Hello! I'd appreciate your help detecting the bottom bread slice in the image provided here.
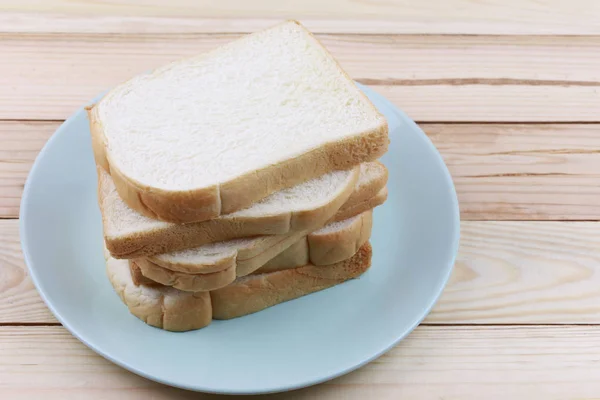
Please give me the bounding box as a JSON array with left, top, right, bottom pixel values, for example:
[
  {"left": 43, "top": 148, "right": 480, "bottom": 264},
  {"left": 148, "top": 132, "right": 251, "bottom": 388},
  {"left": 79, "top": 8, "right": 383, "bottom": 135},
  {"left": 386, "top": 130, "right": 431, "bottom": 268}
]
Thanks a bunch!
[
  {"left": 106, "top": 243, "right": 372, "bottom": 331},
  {"left": 135, "top": 211, "right": 373, "bottom": 292},
  {"left": 210, "top": 242, "right": 372, "bottom": 320}
]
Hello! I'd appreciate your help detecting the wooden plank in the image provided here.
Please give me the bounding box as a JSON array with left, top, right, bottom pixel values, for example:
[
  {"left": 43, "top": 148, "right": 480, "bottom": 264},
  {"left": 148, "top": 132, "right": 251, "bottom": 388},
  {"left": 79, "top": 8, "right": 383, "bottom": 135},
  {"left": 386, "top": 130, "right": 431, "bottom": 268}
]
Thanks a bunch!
[
  {"left": 378, "top": 85, "right": 600, "bottom": 122},
  {"left": 2, "top": 122, "right": 599, "bottom": 219},
  {"left": 426, "top": 123, "right": 600, "bottom": 220},
  {"left": 1, "top": 0, "right": 600, "bottom": 35},
  {"left": 8, "top": 34, "right": 600, "bottom": 85},
  {"left": 0, "top": 220, "right": 54, "bottom": 323},
  {"left": 428, "top": 221, "right": 600, "bottom": 323},
  {"left": 0, "top": 122, "right": 57, "bottom": 218},
  {"left": 4, "top": 220, "right": 600, "bottom": 324},
  {"left": 2, "top": 33, "right": 600, "bottom": 121},
  {"left": 1, "top": 325, "right": 600, "bottom": 399}
]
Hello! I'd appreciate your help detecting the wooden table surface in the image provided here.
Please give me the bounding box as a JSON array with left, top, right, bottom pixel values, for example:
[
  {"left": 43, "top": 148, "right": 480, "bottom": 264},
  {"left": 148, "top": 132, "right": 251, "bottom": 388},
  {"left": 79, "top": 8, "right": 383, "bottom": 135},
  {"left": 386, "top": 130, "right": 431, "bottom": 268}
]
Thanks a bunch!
[{"left": 2, "top": 1, "right": 600, "bottom": 398}]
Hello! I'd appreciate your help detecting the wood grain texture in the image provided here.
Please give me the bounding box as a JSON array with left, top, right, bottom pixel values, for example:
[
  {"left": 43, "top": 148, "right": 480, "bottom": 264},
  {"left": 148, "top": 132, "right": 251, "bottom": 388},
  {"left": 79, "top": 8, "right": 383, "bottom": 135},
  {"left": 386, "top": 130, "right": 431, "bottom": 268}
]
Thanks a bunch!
[
  {"left": 378, "top": 85, "right": 600, "bottom": 122},
  {"left": 0, "top": 122, "right": 57, "bottom": 218},
  {"left": 4, "top": 220, "right": 600, "bottom": 324},
  {"left": 2, "top": 122, "right": 598, "bottom": 219},
  {"left": 427, "top": 123, "right": 600, "bottom": 220},
  {"left": 0, "top": 220, "right": 54, "bottom": 323},
  {"left": 1, "top": 0, "right": 600, "bottom": 34},
  {"left": 429, "top": 221, "right": 600, "bottom": 323},
  {"left": 2, "top": 33, "right": 600, "bottom": 121},
  {"left": 1, "top": 2, "right": 596, "bottom": 397},
  {"left": 2, "top": 325, "right": 600, "bottom": 399}
]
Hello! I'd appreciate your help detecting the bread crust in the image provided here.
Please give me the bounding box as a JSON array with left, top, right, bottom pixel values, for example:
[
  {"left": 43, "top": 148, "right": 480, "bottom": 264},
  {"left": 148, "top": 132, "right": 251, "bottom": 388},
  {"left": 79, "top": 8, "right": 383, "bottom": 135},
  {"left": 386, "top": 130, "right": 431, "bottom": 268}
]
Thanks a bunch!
[
  {"left": 211, "top": 243, "right": 372, "bottom": 320},
  {"left": 332, "top": 187, "right": 387, "bottom": 223},
  {"left": 134, "top": 259, "right": 237, "bottom": 292},
  {"left": 100, "top": 160, "right": 388, "bottom": 260},
  {"left": 309, "top": 210, "right": 373, "bottom": 266},
  {"left": 259, "top": 238, "right": 310, "bottom": 273},
  {"left": 144, "top": 182, "right": 382, "bottom": 274},
  {"left": 105, "top": 255, "right": 212, "bottom": 332},
  {"left": 342, "top": 161, "right": 388, "bottom": 210},
  {"left": 108, "top": 243, "right": 372, "bottom": 331},
  {"left": 136, "top": 211, "right": 374, "bottom": 292},
  {"left": 99, "top": 166, "right": 362, "bottom": 259}
]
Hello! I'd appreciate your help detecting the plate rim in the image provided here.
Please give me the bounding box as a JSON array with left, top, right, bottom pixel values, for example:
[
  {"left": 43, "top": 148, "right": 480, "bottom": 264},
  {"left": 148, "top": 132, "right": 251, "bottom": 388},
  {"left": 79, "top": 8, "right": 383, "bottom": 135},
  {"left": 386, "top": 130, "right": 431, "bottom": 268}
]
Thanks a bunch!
[{"left": 19, "top": 85, "right": 460, "bottom": 394}]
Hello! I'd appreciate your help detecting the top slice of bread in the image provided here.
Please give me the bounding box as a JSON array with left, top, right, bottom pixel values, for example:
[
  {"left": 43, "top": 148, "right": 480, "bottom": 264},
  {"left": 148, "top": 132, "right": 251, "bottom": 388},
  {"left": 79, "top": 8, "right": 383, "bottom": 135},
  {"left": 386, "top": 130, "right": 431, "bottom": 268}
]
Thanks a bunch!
[
  {"left": 88, "top": 20, "right": 389, "bottom": 223},
  {"left": 99, "top": 161, "right": 387, "bottom": 259}
]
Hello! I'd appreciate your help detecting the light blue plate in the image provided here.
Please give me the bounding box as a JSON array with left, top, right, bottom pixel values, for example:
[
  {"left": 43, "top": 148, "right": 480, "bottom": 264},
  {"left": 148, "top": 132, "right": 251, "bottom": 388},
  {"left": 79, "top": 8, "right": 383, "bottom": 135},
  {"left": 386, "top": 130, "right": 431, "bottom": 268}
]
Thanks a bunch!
[{"left": 20, "top": 84, "right": 459, "bottom": 394}]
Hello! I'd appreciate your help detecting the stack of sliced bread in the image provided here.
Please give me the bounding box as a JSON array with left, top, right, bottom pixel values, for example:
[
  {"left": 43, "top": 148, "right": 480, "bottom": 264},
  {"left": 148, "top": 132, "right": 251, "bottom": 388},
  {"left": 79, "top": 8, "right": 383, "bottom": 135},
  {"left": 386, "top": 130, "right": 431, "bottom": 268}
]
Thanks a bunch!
[{"left": 88, "top": 20, "right": 389, "bottom": 331}]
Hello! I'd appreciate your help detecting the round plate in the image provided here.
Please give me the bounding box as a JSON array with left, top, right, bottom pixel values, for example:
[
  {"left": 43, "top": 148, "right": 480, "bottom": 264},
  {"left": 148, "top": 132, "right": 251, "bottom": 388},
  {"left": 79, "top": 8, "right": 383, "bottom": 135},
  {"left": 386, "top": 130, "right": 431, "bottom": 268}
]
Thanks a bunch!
[{"left": 20, "top": 84, "right": 459, "bottom": 394}]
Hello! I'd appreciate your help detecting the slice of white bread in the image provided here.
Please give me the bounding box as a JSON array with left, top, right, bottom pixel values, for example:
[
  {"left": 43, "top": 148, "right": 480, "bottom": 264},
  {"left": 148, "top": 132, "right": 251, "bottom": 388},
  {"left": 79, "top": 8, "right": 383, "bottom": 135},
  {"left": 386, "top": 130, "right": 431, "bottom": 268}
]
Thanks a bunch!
[
  {"left": 105, "top": 249, "right": 212, "bottom": 331},
  {"left": 134, "top": 211, "right": 373, "bottom": 292},
  {"left": 110, "top": 243, "right": 372, "bottom": 331},
  {"left": 335, "top": 186, "right": 387, "bottom": 222},
  {"left": 210, "top": 243, "right": 372, "bottom": 320},
  {"left": 99, "top": 166, "right": 359, "bottom": 258},
  {"left": 259, "top": 238, "right": 309, "bottom": 273},
  {"left": 343, "top": 162, "right": 389, "bottom": 210},
  {"left": 88, "top": 20, "right": 388, "bottom": 224},
  {"left": 100, "top": 161, "right": 387, "bottom": 259},
  {"left": 128, "top": 236, "right": 310, "bottom": 289},
  {"left": 145, "top": 188, "right": 384, "bottom": 276}
]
